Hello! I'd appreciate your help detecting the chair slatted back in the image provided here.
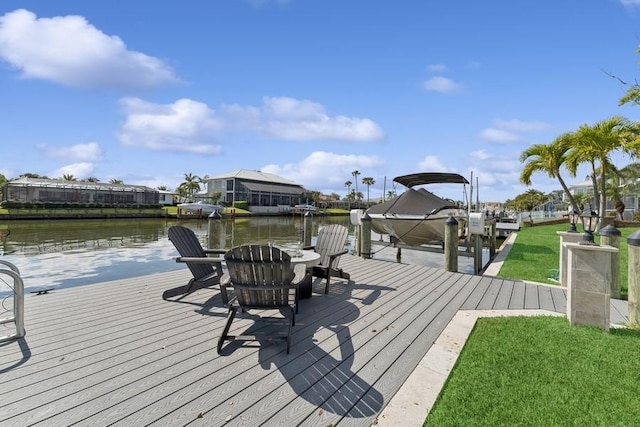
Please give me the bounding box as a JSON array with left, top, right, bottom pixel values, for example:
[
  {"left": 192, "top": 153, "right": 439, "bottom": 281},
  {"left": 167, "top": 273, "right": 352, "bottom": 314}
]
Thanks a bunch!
[
  {"left": 225, "top": 245, "right": 295, "bottom": 308},
  {"left": 315, "top": 224, "right": 349, "bottom": 267},
  {"left": 168, "top": 226, "right": 215, "bottom": 280}
]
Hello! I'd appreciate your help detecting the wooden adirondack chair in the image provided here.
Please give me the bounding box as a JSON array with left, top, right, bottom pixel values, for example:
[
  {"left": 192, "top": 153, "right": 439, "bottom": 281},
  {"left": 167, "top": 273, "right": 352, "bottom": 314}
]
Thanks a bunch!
[
  {"left": 218, "top": 244, "right": 306, "bottom": 354},
  {"left": 306, "top": 224, "right": 350, "bottom": 294},
  {"left": 164, "top": 225, "right": 229, "bottom": 303}
]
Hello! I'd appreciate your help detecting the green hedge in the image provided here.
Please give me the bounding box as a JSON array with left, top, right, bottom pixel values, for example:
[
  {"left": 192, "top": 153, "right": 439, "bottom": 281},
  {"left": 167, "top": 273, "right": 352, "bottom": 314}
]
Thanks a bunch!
[{"left": 232, "top": 200, "right": 248, "bottom": 210}]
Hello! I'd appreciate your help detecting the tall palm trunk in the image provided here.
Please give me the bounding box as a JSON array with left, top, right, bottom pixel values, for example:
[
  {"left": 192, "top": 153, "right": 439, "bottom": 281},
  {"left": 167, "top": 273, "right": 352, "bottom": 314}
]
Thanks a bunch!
[
  {"left": 598, "top": 167, "right": 607, "bottom": 231},
  {"left": 558, "top": 175, "right": 580, "bottom": 214},
  {"left": 589, "top": 160, "right": 599, "bottom": 212}
]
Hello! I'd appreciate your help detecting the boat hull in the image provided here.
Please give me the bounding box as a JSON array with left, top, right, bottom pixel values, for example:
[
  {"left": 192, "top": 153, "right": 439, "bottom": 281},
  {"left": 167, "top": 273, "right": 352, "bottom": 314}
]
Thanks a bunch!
[{"left": 368, "top": 210, "right": 467, "bottom": 246}]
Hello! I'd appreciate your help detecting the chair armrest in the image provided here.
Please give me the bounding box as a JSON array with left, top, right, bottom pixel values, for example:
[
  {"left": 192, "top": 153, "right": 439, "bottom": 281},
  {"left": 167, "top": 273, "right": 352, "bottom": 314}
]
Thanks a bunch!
[
  {"left": 204, "top": 248, "right": 227, "bottom": 255},
  {"left": 220, "top": 273, "right": 231, "bottom": 286},
  {"left": 292, "top": 263, "right": 307, "bottom": 284},
  {"left": 303, "top": 245, "right": 315, "bottom": 251},
  {"left": 175, "top": 256, "right": 224, "bottom": 264},
  {"left": 328, "top": 249, "right": 349, "bottom": 258}
]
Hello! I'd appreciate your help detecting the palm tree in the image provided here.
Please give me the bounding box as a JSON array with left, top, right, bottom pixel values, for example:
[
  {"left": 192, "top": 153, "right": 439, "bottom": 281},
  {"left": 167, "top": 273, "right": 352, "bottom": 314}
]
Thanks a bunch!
[
  {"left": 86, "top": 176, "right": 99, "bottom": 182},
  {"left": 180, "top": 173, "right": 201, "bottom": 201},
  {"left": 387, "top": 190, "right": 397, "bottom": 199},
  {"left": 565, "top": 116, "right": 639, "bottom": 228},
  {"left": 62, "top": 174, "right": 76, "bottom": 181},
  {"left": 619, "top": 162, "right": 640, "bottom": 196},
  {"left": 110, "top": 178, "right": 123, "bottom": 184},
  {"left": 309, "top": 191, "right": 321, "bottom": 205},
  {"left": 519, "top": 133, "right": 580, "bottom": 214},
  {"left": 362, "top": 177, "right": 375, "bottom": 204},
  {"left": 344, "top": 180, "right": 352, "bottom": 198},
  {"left": 157, "top": 185, "right": 169, "bottom": 191},
  {"left": 351, "top": 170, "right": 361, "bottom": 198},
  {"left": 0, "top": 173, "right": 6, "bottom": 200}
]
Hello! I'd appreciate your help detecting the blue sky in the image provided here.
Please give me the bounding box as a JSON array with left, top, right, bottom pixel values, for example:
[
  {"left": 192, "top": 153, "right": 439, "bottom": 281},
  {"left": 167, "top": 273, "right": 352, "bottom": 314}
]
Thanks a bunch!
[{"left": 2, "top": 0, "right": 640, "bottom": 203}]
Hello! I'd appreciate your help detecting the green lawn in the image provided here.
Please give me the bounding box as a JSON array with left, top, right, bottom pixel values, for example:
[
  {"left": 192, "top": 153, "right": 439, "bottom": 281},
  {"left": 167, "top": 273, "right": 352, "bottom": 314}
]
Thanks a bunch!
[
  {"left": 424, "top": 316, "right": 640, "bottom": 426},
  {"left": 496, "top": 223, "right": 635, "bottom": 298}
]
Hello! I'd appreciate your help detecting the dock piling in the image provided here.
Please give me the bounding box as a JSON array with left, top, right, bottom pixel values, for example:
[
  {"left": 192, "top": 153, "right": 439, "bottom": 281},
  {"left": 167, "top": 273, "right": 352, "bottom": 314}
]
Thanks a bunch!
[{"left": 444, "top": 216, "right": 458, "bottom": 272}]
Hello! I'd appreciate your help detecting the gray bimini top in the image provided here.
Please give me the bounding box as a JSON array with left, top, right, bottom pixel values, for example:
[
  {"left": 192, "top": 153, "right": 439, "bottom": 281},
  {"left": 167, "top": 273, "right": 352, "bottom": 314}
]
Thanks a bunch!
[
  {"left": 367, "top": 172, "right": 467, "bottom": 216},
  {"left": 393, "top": 172, "right": 469, "bottom": 188}
]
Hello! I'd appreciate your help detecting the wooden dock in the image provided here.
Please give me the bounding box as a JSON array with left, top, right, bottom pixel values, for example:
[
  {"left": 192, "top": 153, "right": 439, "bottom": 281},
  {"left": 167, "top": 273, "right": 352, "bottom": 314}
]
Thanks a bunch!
[{"left": 0, "top": 255, "right": 628, "bottom": 426}]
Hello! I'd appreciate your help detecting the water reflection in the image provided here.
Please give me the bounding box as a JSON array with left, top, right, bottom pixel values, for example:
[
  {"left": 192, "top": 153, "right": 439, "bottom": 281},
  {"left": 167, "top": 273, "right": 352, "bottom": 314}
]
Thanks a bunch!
[
  {"left": 0, "top": 216, "right": 478, "bottom": 295},
  {"left": 0, "top": 217, "right": 353, "bottom": 294}
]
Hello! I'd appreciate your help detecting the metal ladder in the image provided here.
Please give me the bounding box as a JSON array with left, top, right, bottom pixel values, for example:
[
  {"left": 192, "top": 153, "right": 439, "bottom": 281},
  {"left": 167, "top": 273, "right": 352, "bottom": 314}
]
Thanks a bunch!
[{"left": 0, "top": 260, "right": 25, "bottom": 342}]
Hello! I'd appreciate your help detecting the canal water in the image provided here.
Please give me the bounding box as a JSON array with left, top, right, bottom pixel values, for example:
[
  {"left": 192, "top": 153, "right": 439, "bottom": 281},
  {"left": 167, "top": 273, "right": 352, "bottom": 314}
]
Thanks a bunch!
[{"left": 0, "top": 216, "right": 481, "bottom": 295}]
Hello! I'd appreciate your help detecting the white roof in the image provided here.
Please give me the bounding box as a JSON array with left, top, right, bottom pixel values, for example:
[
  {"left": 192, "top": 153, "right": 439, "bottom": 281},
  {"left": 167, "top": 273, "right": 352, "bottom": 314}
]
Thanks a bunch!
[
  {"left": 204, "top": 169, "right": 301, "bottom": 186},
  {"left": 7, "top": 177, "right": 155, "bottom": 192},
  {"left": 569, "top": 180, "right": 592, "bottom": 189}
]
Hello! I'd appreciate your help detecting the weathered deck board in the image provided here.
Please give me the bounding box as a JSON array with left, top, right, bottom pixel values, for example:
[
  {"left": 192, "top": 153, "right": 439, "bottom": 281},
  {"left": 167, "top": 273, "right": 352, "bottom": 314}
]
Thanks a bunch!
[
  {"left": 0, "top": 254, "right": 628, "bottom": 426},
  {"left": 508, "top": 280, "right": 527, "bottom": 309},
  {"left": 549, "top": 286, "right": 568, "bottom": 313},
  {"left": 537, "top": 285, "right": 555, "bottom": 312}
]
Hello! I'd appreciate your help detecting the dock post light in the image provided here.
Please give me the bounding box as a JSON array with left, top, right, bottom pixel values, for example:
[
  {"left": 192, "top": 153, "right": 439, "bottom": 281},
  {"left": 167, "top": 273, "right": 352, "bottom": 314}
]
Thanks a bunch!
[
  {"left": 568, "top": 210, "right": 579, "bottom": 233},
  {"left": 580, "top": 211, "right": 599, "bottom": 245}
]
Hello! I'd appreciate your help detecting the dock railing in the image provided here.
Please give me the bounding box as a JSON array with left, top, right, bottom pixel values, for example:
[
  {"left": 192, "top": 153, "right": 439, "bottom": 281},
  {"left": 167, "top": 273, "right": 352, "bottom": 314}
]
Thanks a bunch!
[{"left": 0, "top": 260, "right": 26, "bottom": 342}]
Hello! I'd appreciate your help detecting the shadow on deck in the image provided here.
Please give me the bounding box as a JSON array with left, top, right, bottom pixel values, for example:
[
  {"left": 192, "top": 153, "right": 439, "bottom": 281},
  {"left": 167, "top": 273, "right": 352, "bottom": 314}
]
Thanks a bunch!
[{"left": 0, "top": 254, "right": 626, "bottom": 426}]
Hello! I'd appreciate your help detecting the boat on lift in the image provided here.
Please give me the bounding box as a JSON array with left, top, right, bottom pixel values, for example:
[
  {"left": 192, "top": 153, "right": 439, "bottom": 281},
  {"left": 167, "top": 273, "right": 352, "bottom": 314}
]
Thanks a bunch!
[
  {"left": 365, "top": 172, "right": 469, "bottom": 246},
  {"left": 177, "top": 201, "right": 223, "bottom": 216}
]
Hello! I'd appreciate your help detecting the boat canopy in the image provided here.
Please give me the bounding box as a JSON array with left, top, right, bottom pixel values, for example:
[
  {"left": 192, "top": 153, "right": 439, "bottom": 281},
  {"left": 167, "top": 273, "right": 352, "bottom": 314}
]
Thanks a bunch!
[
  {"left": 393, "top": 172, "right": 469, "bottom": 188},
  {"left": 366, "top": 187, "right": 458, "bottom": 216}
]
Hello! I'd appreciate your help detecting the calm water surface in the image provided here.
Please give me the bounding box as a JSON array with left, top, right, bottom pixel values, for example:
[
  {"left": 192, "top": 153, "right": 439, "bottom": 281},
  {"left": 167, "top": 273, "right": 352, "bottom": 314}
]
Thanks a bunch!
[
  {"left": 0, "top": 216, "right": 354, "bottom": 294},
  {"left": 0, "top": 216, "right": 479, "bottom": 295}
]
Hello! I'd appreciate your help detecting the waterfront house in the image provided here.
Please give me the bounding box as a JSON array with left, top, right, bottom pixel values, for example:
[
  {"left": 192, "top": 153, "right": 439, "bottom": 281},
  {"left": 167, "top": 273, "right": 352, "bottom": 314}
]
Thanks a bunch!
[
  {"left": 202, "top": 169, "right": 309, "bottom": 214},
  {"left": 565, "top": 179, "right": 639, "bottom": 219},
  {"left": 158, "top": 189, "right": 177, "bottom": 206},
  {"left": 1, "top": 177, "right": 160, "bottom": 207}
]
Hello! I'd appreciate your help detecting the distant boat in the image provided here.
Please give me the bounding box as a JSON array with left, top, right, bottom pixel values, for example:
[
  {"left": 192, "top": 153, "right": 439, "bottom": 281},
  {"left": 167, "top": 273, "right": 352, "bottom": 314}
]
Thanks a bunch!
[
  {"left": 365, "top": 172, "right": 469, "bottom": 246},
  {"left": 292, "top": 204, "right": 318, "bottom": 213},
  {"left": 177, "top": 201, "right": 223, "bottom": 216}
]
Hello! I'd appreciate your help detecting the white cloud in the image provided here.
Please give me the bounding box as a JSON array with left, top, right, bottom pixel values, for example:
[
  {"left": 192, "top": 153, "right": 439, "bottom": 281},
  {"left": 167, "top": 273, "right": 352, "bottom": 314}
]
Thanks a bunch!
[
  {"left": 426, "top": 64, "right": 447, "bottom": 73},
  {"left": 228, "top": 96, "right": 385, "bottom": 141},
  {"left": 470, "top": 150, "right": 491, "bottom": 160},
  {"left": 481, "top": 118, "right": 551, "bottom": 144},
  {"left": 620, "top": 0, "right": 640, "bottom": 7},
  {"left": 417, "top": 155, "right": 452, "bottom": 172},
  {"left": 0, "top": 9, "right": 178, "bottom": 90},
  {"left": 492, "top": 119, "right": 550, "bottom": 133},
  {"left": 480, "top": 128, "right": 522, "bottom": 143},
  {"left": 117, "top": 98, "right": 223, "bottom": 155},
  {"left": 38, "top": 142, "right": 103, "bottom": 162},
  {"left": 262, "top": 151, "right": 383, "bottom": 192},
  {"left": 117, "top": 96, "right": 384, "bottom": 153},
  {"left": 423, "top": 76, "right": 462, "bottom": 94},
  {"left": 50, "top": 162, "right": 95, "bottom": 179}
]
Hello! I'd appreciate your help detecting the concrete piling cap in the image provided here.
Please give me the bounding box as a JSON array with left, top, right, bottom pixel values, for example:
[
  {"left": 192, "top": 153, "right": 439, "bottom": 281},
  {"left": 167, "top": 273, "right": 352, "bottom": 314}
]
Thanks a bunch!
[
  {"left": 598, "top": 224, "right": 621, "bottom": 236},
  {"left": 446, "top": 216, "right": 458, "bottom": 225},
  {"left": 628, "top": 230, "right": 640, "bottom": 246}
]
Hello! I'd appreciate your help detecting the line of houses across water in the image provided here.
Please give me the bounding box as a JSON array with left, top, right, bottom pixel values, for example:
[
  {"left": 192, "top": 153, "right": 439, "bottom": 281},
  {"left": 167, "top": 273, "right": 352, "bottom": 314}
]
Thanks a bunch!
[{"left": 1, "top": 169, "right": 366, "bottom": 219}]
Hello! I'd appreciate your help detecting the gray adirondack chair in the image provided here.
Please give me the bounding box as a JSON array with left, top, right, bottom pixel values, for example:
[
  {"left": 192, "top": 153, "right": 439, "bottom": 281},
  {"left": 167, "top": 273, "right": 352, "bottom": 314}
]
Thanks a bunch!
[
  {"left": 307, "top": 224, "right": 350, "bottom": 294},
  {"left": 164, "top": 225, "right": 229, "bottom": 303},
  {"left": 218, "top": 244, "right": 306, "bottom": 354}
]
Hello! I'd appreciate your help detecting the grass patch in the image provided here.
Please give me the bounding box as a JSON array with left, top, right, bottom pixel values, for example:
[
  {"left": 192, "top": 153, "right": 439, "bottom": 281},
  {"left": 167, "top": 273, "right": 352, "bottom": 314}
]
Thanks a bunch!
[
  {"left": 497, "top": 224, "right": 634, "bottom": 297},
  {"left": 425, "top": 316, "right": 640, "bottom": 426}
]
